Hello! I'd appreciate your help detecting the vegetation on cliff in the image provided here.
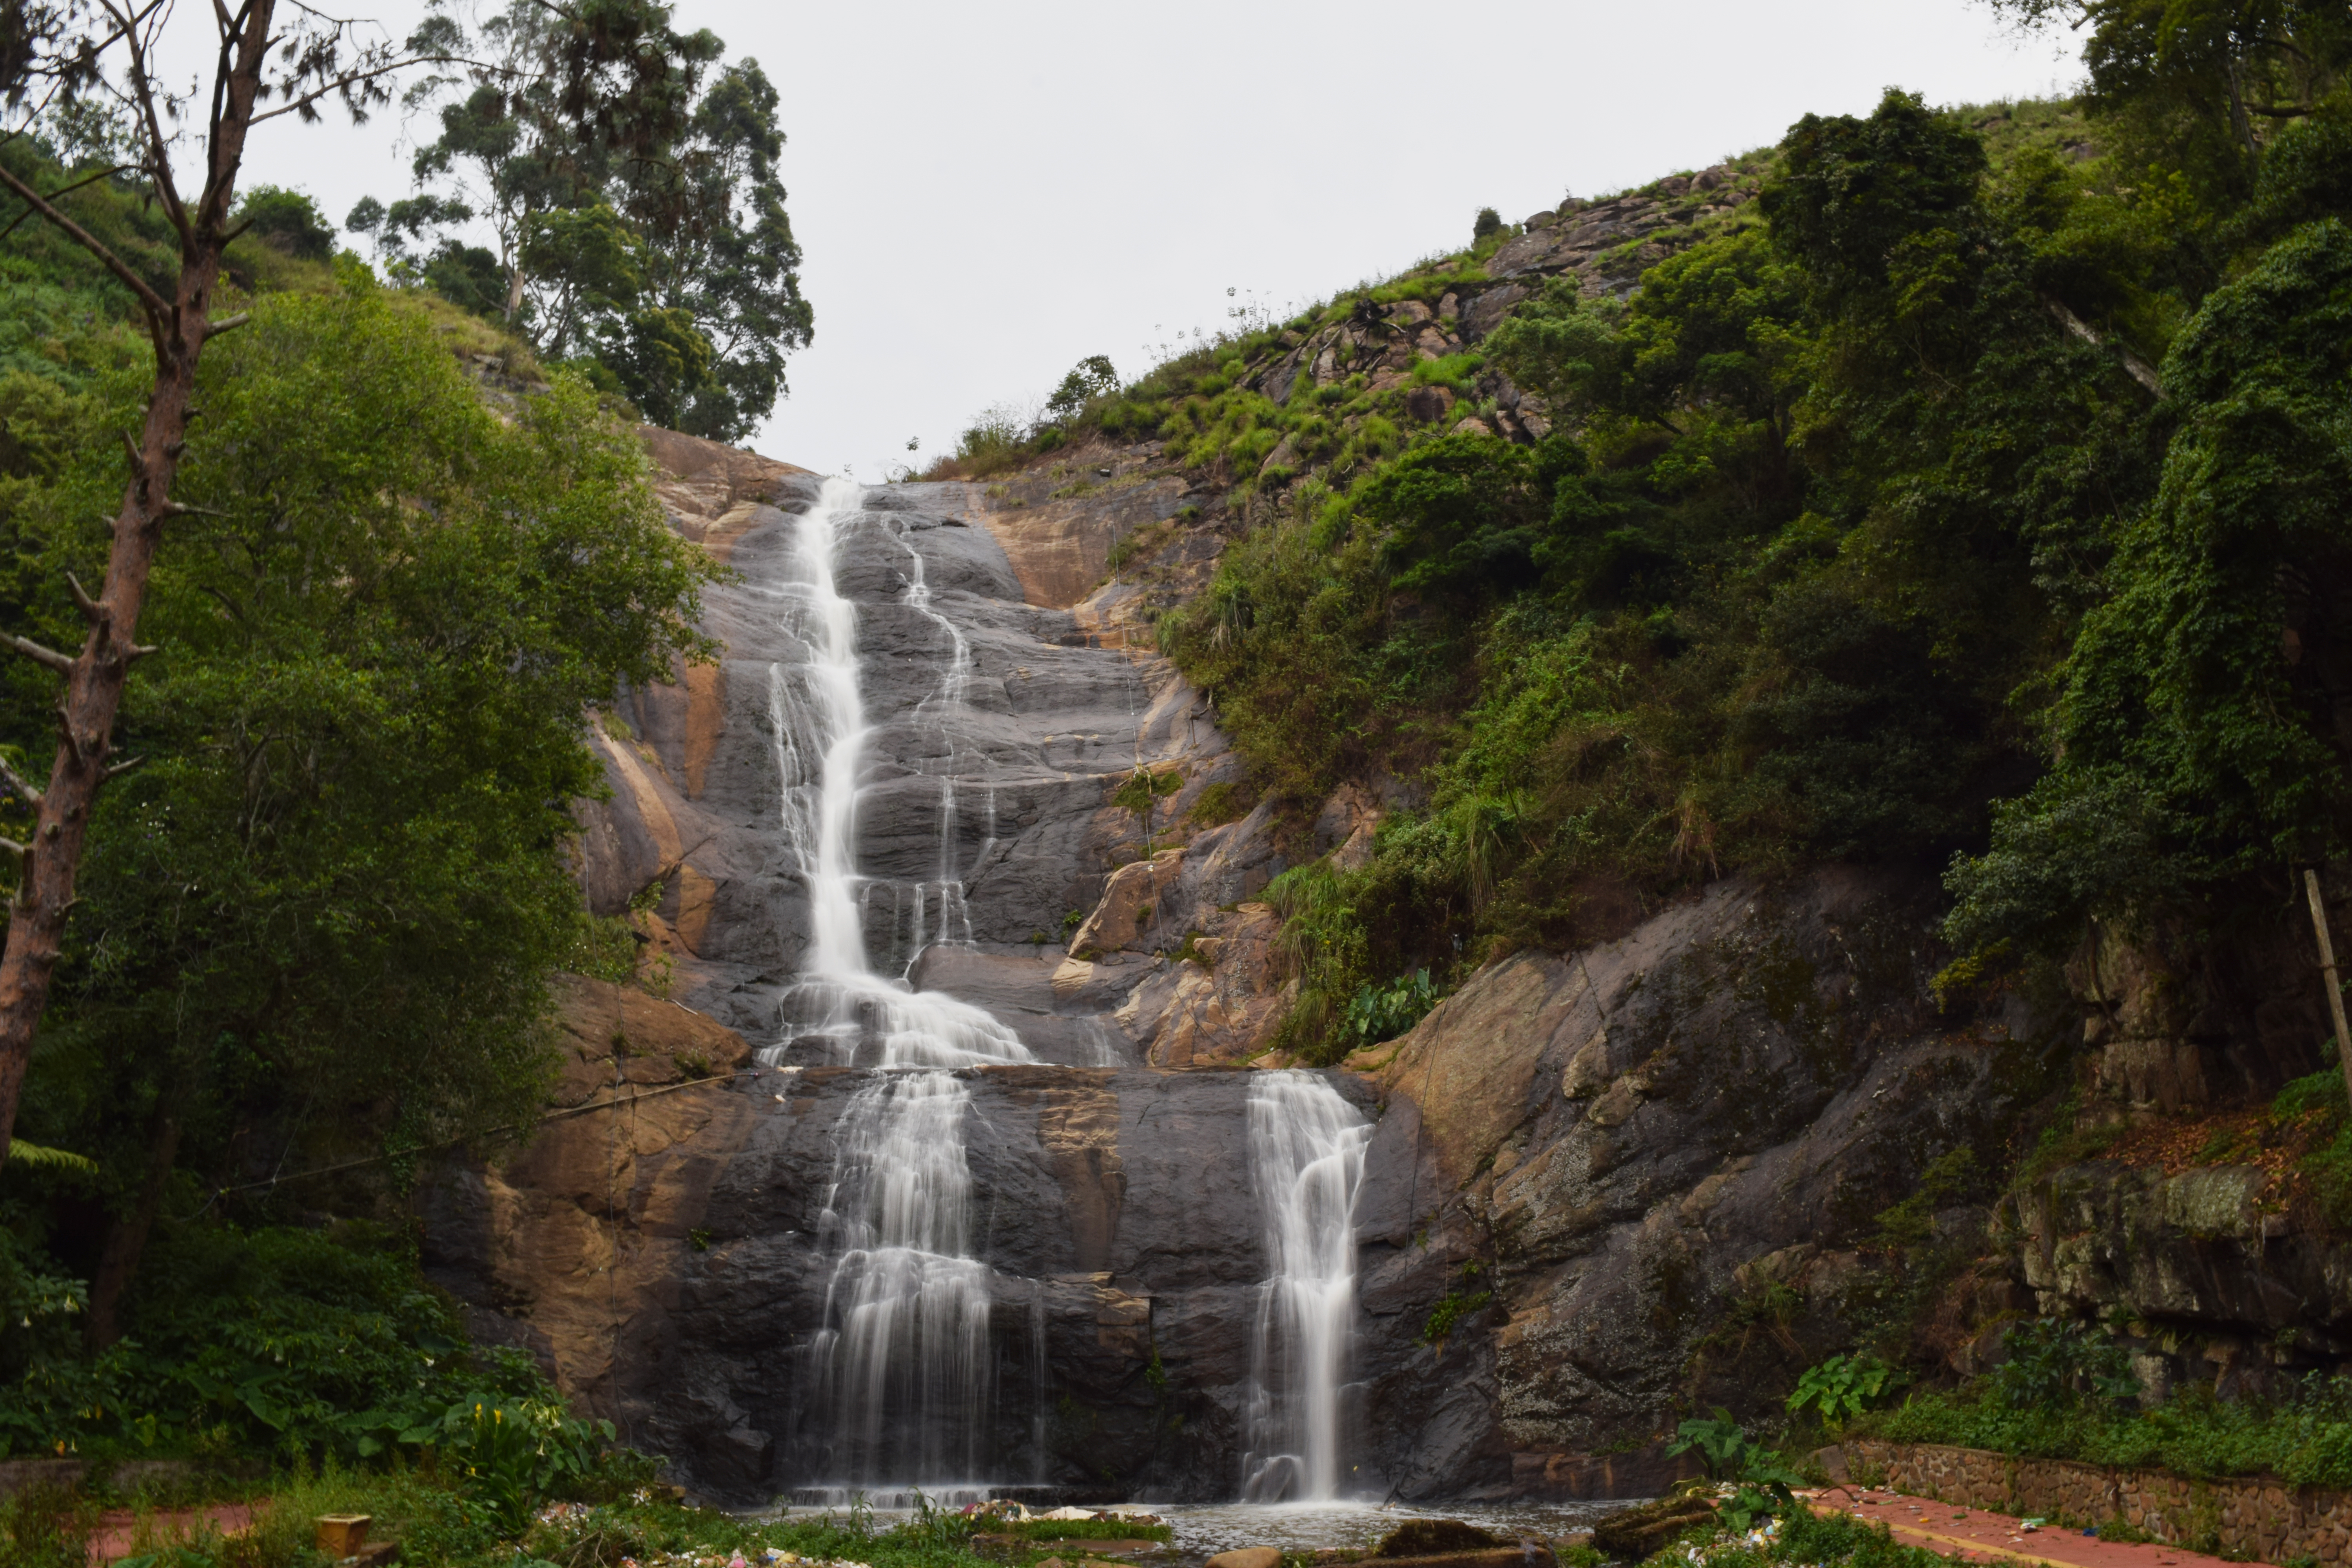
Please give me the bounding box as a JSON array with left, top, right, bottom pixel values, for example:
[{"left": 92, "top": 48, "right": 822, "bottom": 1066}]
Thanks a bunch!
[
  {"left": 348, "top": 0, "right": 812, "bottom": 442},
  {"left": 1048, "top": 14, "right": 2352, "bottom": 1064}
]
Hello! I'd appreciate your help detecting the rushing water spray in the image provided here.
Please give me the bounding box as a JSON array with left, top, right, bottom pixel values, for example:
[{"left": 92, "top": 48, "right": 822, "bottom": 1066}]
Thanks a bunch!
[
  {"left": 763, "top": 477, "right": 1034, "bottom": 1493},
  {"left": 1241, "top": 1071, "right": 1371, "bottom": 1503}
]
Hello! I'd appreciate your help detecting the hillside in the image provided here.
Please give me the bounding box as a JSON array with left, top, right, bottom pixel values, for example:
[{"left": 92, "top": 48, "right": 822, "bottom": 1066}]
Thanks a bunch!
[{"left": 8, "top": 7, "right": 2352, "bottom": 1559}]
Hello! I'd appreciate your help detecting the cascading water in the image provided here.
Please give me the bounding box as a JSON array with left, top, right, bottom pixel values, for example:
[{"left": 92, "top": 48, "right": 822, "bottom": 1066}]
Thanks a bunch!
[
  {"left": 1241, "top": 1071, "right": 1372, "bottom": 1503},
  {"left": 760, "top": 477, "right": 1035, "bottom": 1494}
]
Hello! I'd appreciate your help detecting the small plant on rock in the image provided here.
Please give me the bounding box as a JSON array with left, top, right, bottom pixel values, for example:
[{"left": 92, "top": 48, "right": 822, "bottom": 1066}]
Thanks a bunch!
[
  {"left": 1112, "top": 766, "right": 1184, "bottom": 852},
  {"left": 1343, "top": 967, "right": 1437, "bottom": 1049}
]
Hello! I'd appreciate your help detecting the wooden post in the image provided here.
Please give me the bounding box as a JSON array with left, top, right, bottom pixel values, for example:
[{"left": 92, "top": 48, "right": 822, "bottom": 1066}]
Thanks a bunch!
[{"left": 2303, "top": 869, "right": 2352, "bottom": 1105}]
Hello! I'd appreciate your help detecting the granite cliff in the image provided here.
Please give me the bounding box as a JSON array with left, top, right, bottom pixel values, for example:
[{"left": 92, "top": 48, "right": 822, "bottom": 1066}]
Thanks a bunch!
[{"left": 422, "top": 144, "right": 2352, "bottom": 1503}]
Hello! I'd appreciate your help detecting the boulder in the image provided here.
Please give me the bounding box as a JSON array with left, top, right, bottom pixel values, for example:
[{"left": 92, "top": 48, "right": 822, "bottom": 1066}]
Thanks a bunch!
[
  {"left": 1405, "top": 384, "right": 1456, "bottom": 425},
  {"left": 1069, "top": 848, "right": 1185, "bottom": 958},
  {"left": 1116, "top": 903, "right": 1291, "bottom": 1068},
  {"left": 1376, "top": 1520, "right": 1503, "bottom": 1556},
  {"left": 1592, "top": 1497, "right": 1716, "bottom": 1559},
  {"left": 1205, "top": 1552, "right": 1281, "bottom": 1568}
]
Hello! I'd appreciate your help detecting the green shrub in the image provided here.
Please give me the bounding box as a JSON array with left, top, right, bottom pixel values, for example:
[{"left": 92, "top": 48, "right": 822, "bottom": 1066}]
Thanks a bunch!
[
  {"left": 1788, "top": 1354, "right": 1896, "bottom": 1430},
  {"left": 1342, "top": 967, "right": 1437, "bottom": 1049},
  {"left": 1187, "top": 779, "right": 1249, "bottom": 827},
  {"left": 1868, "top": 1372, "right": 2352, "bottom": 1490},
  {"left": 0, "top": 1485, "right": 94, "bottom": 1568}
]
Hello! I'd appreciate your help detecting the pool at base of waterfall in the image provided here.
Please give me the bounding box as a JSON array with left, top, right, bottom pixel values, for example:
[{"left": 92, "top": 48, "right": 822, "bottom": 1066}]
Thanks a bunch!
[
  {"left": 1152, "top": 1502, "right": 1623, "bottom": 1563},
  {"left": 759, "top": 1502, "right": 1626, "bottom": 1567}
]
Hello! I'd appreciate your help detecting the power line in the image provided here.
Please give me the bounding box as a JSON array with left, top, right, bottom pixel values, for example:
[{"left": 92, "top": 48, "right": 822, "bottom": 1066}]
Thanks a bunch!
[{"left": 207, "top": 1068, "right": 773, "bottom": 1197}]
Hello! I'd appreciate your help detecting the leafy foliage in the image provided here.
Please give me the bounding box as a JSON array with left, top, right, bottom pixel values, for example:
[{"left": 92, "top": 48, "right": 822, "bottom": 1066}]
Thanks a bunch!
[
  {"left": 0, "top": 1223, "right": 577, "bottom": 1464},
  {"left": 1989, "top": 1318, "right": 2143, "bottom": 1409},
  {"left": 1666, "top": 1410, "right": 1806, "bottom": 1528},
  {"left": 1873, "top": 1369, "right": 2352, "bottom": 1490},
  {"left": 1343, "top": 966, "right": 1438, "bottom": 1049},
  {"left": 1948, "top": 217, "right": 2352, "bottom": 953},
  {"left": 365, "top": 0, "right": 811, "bottom": 439},
  {"left": 0, "top": 267, "right": 720, "bottom": 1359},
  {"left": 1158, "top": 59, "right": 2352, "bottom": 1057},
  {"left": 1786, "top": 1354, "right": 1895, "bottom": 1430}
]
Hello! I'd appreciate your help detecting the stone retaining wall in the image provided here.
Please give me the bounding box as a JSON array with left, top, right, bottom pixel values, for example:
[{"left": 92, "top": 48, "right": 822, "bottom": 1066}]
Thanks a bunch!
[
  {"left": 1843, "top": 1440, "right": 2352, "bottom": 1564},
  {"left": 0, "top": 1457, "right": 191, "bottom": 1496}
]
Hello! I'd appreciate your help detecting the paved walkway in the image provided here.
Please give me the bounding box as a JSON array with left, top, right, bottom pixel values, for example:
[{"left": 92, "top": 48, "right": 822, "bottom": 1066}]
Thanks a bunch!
[
  {"left": 1805, "top": 1487, "right": 2267, "bottom": 1568},
  {"left": 87, "top": 1504, "right": 258, "bottom": 1564}
]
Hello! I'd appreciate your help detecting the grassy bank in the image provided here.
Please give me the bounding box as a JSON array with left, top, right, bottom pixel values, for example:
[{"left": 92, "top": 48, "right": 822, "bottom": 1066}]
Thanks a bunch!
[{"left": 0, "top": 1470, "right": 1154, "bottom": 1568}]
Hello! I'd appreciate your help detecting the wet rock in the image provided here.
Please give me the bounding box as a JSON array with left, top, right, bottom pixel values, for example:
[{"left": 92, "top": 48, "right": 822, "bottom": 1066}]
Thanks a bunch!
[
  {"left": 1376, "top": 1520, "right": 1503, "bottom": 1556},
  {"left": 1592, "top": 1497, "right": 1715, "bottom": 1559}
]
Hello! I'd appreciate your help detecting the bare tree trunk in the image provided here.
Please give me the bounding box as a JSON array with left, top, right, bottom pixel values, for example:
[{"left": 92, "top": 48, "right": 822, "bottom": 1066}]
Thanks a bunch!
[{"left": 0, "top": 0, "right": 281, "bottom": 1165}]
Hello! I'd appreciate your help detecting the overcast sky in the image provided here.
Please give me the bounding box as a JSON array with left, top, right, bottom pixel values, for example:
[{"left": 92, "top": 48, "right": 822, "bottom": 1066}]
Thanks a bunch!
[{"left": 216, "top": 0, "right": 2080, "bottom": 480}]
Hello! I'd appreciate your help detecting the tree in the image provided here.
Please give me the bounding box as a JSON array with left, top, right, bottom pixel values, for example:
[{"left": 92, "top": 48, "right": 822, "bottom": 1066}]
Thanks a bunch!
[
  {"left": 1985, "top": 0, "right": 2352, "bottom": 239},
  {"left": 618, "top": 56, "right": 812, "bottom": 438},
  {"left": 233, "top": 185, "right": 335, "bottom": 261},
  {"left": 5, "top": 276, "right": 721, "bottom": 1340},
  {"left": 1044, "top": 355, "right": 1118, "bottom": 424},
  {"left": 383, "top": 1, "right": 811, "bottom": 441},
  {"left": 0, "top": 0, "right": 474, "bottom": 1168},
  {"left": 1947, "top": 217, "right": 2352, "bottom": 954}
]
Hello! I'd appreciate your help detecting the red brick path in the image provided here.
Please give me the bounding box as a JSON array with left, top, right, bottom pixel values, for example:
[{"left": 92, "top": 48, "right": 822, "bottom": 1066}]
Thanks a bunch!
[{"left": 1808, "top": 1487, "right": 2270, "bottom": 1568}]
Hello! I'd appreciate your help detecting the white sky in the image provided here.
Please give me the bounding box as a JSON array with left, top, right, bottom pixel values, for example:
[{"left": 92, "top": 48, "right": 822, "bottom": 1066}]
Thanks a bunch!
[{"left": 211, "top": 0, "right": 2079, "bottom": 480}]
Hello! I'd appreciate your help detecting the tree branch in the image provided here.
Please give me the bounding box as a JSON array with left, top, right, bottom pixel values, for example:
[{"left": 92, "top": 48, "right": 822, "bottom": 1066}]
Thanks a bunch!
[
  {"left": 102, "top": 0, "right": 194, "bottom": 243},
  {"left": 0, "top": 759, "right": 44, "bottom": 812},
  {"left": 0, "top": 162, "right": 172, "bottom": 324},
  {"left": 65, "top": 574, "right": 106, "bottom": 626},
  {"left": 2045, "top": 296, "right": 2163, "bottom": 397},
  {"left": 1, "top": 634, "right": 76, "bottom": 676},
  {"left": 0, "top": 163, "right": 136, "bottom": 245},
  {"left": 246, "top": 52, "right": 474, "bottom": 126}
]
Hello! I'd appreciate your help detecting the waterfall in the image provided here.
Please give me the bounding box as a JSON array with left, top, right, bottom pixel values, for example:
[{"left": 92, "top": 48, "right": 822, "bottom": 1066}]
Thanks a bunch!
[
  {"left": 765, "top": 477, "right": 1033, "bottom": 1493},
  {"left": 1241, "top": 1071, "right": 1371, "bottom": 1503}
]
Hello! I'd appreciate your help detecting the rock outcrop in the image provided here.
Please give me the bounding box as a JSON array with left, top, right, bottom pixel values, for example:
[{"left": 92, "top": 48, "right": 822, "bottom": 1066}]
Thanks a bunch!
[
  {"left": 1344, "top": 868, "right": 2070, "bottom": 1488},
  {"left": 445, "top": 388, "right": 2352, "bottom": 1506}
]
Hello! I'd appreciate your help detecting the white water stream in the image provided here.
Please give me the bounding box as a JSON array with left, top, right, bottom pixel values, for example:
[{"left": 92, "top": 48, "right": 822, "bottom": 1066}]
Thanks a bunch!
[
  {"left": 1241, "top": 1071, "right": 1372, "bottom": 1503},
  {"left": 761, "top": 477, "right": 1033, "bottom": 1492},
  {"left": 749, "top": 478, "right": 1372, "bottom": 1503}
]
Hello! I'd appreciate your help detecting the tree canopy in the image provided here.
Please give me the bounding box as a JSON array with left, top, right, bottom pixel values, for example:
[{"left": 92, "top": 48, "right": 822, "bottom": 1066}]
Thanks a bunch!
[
  {"left": 359, "top": 0, "right": 813, "bottom": 441},
  {"left": 0, "top": 269, "right": 720, "bottom": 1338}
]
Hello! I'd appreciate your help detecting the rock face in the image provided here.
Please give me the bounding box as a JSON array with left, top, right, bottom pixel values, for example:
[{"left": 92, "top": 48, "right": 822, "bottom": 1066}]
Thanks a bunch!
[
  {"left": 420, "top": 975, "right": 761, "bottom": 1396},
  {"left": 1344, "top": 869, "right": 2071, "bottom": 1486},
  {"left": 575, "top": 437, "right": 1255, "bottom": 1058},
  {"left": 439, "top": 429, "right": 1343, "bottom": 1503},
  {"left": 444, "top": 424, "right": 2352, "bottom": 1507}
]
